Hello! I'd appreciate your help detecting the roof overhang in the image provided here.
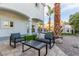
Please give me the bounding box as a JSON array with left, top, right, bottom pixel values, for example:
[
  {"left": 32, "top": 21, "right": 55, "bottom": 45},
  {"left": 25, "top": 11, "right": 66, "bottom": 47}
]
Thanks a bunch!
[
  {"left": 0, "top": 7, "right": 30, "bottom": 19},
  {"left": 32, "top": 18, "right": 43, "bottom": 23}
]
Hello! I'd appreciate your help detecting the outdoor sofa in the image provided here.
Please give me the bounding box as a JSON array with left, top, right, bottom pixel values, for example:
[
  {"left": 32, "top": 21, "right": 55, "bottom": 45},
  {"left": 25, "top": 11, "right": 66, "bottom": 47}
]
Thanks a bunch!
[{"left": 36, "top": 32, "right": 55, "bottom": 49}]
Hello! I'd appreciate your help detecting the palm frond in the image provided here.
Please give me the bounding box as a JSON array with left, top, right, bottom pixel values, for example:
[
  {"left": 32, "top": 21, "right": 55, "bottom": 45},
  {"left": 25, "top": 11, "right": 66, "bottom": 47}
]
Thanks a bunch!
[{"left": 47, "top": 5, "right": 53, "bottom": 15}]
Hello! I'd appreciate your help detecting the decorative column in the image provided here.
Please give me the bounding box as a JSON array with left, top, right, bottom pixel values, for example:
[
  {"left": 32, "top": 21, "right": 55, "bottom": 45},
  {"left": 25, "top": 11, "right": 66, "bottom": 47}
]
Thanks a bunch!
[
  {"left": 54, "top": 3, "right": 61, "bottom": 37},
  {"left": 35, "top": 24, "right": 38, "bottom": 33},
  {"left": 29, "top": 18, "right": 32, "bottom": 35},
  {"left": 42, "top": 25, "right": 45, "bottom": 33}
]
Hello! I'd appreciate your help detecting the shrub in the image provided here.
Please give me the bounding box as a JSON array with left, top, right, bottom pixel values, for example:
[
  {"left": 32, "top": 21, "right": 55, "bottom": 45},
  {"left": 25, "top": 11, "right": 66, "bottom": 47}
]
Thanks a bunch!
[
  {"left": 32, "top": 34, "right": 37, "bottom": 40},
  {"left": 62, "top": 33, "right": 72, "bottom": 35},
  {"left": 23, "top": 34, "right": 37, "bottom": 41}
]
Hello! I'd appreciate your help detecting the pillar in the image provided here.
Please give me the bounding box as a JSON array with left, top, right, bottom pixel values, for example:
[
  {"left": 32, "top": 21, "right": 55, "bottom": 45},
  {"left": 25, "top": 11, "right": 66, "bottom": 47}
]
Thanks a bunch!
[
  {"left": 29, "top": 18, "right": 32, "bottom": 35},
  {"left": 42, "top": 27, "right": 45, "bottom": 33},
  {"left": 34, "top": 24, "right": 38, "bottom": 33}
]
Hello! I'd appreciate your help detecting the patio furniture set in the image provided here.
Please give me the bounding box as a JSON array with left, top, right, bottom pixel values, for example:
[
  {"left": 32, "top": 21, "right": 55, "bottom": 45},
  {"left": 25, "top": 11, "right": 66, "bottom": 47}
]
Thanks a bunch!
[{"left": 9, "top": 32, "right": 55, "bottom": 56}]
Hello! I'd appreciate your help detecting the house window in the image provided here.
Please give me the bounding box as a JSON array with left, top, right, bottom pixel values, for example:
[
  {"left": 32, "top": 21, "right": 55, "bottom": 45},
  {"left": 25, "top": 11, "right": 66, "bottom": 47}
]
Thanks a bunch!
[
  {"left": 2, "top": 21, "right": 14, "bottom": 28},
  {"left": 10, "top": 21, "right": 13, "bottom": 27},
  {"left": 67, "top": 29, "right": 69, "bottom": 32}
]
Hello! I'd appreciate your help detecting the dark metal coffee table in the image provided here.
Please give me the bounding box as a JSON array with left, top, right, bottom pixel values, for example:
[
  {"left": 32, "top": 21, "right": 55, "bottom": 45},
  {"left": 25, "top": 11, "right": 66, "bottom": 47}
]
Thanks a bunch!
[{"left": 21, "top": 41, "right": 48, "bottom": 56}]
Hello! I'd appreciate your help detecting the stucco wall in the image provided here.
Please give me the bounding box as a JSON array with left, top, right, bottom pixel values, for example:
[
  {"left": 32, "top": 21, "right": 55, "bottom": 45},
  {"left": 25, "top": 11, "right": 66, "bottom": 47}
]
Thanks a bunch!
[
  {"left": 0, "top": 10, "right": 28, "bottom": 37},
  {"left": 62, "top": 25, "right": 73, "bottom": 33},
  {"left": 0, "top": 3, "right": 44, "bottom": 21},
  {"left": 0, "top": 3, "right": 44, "bottom": 37}
]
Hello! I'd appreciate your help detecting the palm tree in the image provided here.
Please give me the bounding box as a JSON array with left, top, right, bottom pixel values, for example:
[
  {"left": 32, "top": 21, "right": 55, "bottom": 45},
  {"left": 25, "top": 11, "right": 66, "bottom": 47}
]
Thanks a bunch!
[
  {"left": 47, "top": 5, "right": 53, "bottom": 32},
  {"left": 54, "top": 3, "right": 61, "bottom": 37}
]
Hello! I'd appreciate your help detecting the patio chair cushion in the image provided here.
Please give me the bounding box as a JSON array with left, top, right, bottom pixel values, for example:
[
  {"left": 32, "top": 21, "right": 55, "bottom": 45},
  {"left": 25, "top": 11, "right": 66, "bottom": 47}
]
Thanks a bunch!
[
  {"left": 37, "top": 33, "right": 45, "bottom": 39},
  {"left": 15, "top": 38, "right": 23, "bottom": 42},
  {"left": 11, "top": 33, "right": 21, "bottom": 39},
  {"left": 45, "top": 32, "right": 53, "bottom": 40},
  {"left": 10, "top": 33, "right": 23, "bottom": 42},
  {"left": 37, "top": 38, "right": 53, "bottom": 44}
]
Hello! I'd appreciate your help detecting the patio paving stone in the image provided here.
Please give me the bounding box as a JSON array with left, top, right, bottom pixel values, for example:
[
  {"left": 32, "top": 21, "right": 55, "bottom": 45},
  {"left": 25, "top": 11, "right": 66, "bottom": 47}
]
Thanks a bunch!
[
  {"left": 57, "top": 35, "right": 79, "bottom": 56},
  {"left": 0, "top": 39, "right": 67, "bottom": 56}
]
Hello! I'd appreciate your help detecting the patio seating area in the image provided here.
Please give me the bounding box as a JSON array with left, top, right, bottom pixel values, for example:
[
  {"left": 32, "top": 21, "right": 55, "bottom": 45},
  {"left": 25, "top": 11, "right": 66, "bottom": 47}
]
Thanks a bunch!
[{"left": 0, "top": 38, "right": 66, "bottom": 56}]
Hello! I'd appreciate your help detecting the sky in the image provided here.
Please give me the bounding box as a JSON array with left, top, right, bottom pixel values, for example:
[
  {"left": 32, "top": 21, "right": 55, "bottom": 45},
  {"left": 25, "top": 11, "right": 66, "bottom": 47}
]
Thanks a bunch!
[{"left": 44, "top": 3, "right": 79, "bottom": 24}]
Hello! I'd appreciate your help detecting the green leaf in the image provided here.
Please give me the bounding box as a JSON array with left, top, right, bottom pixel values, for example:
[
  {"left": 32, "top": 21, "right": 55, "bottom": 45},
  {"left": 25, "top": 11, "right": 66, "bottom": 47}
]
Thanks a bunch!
[
  {"left": 69, "top": 12, "right": 79, "bottom": 33},
  {"left": 47, "top": 5, "right": 53, "bottom": 15}
]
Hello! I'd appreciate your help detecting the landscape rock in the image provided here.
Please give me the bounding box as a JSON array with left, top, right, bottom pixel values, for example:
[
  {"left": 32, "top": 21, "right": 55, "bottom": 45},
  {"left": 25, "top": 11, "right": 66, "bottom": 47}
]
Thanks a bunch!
[
  {"left": 72, "top": 43, "right": 79, "bottom": 48},
  {"left": 55, "top": 38, "right": 63, "bottom": 44}
]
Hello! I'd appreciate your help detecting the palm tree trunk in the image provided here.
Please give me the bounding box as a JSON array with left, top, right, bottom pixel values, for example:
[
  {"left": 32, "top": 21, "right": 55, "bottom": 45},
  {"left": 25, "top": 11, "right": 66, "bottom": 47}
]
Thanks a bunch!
[
  {"left": 54, "top": 3, "right": 61, "bottom": 37},
  {"left": 49, "top": 15, "right": 51, "bottom": 32}
]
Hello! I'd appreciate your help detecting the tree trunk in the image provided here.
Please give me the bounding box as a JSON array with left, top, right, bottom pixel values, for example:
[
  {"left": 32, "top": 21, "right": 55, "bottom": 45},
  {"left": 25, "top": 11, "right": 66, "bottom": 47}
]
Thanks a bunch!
[
  {"left": 54, "top": 3, "right": 61, "bottom": 37},
  {"left": 49, "top": 15, "right": 51, "bottom": 32}
]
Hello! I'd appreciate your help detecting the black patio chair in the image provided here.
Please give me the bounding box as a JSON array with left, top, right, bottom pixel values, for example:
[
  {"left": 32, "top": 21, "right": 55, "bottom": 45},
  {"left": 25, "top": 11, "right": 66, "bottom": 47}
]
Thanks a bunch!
[
  {"left": 10, "top": 33, "right": 24, "bottom": 48},
  {"left": 37, "top": 32, "right": 55, "bottom": 49}
]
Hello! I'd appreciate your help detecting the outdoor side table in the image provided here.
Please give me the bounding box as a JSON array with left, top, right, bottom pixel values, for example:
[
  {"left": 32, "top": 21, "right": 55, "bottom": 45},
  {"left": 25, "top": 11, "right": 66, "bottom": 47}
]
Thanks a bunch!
[{"left": 21, "top": 41, "right": 48, "bottom": 56}]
